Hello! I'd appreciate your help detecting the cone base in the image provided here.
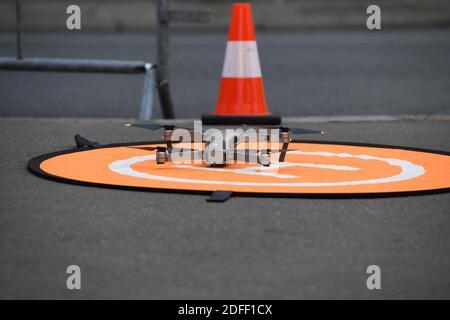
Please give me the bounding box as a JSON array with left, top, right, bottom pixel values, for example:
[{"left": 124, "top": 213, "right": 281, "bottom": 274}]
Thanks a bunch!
[{"left": 202, "top": 114, "right": 281, "bottom": 126}]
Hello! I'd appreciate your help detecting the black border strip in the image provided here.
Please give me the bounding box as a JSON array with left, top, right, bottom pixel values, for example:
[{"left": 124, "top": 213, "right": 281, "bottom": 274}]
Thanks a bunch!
[
  {"left": 201, "top": 114, "right": 282, "bottom": 125},
  {"left": 28, "top": 139, "right": 450, "bottom": 199}
]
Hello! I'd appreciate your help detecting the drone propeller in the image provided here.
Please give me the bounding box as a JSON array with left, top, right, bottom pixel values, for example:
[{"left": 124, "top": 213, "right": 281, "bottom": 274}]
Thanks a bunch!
[
  {"left": 127, "top": 145, "right": 203, "bottom": 153},
  {"left": 286, "top": 127, "right": 325, "bottom": 135},
  {"left": 239, "top": 124, "right": 324, "bottom": 135},
  {"left": 125, "top": 123, "right": 173, "bottom": 130},
  {"left": 275, "top": 126, "right": 325, "bottom": 135},
  {"left": 125, "top": 123, "right": 196, "bottom": 131},
  {"left": 127, "top": 145, "right": 168, "bottom": 152}
]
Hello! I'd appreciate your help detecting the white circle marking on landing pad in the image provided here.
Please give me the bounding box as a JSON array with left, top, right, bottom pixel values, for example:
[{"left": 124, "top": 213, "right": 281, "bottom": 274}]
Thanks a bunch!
[{"left": 108, "top": 151, "right": 425, "bottom": 187}]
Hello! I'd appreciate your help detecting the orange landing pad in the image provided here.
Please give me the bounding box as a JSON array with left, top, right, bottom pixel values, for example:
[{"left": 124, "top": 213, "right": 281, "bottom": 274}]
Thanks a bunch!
[{"left": 29, "top": 141, "right": 450, "bottom": 197}]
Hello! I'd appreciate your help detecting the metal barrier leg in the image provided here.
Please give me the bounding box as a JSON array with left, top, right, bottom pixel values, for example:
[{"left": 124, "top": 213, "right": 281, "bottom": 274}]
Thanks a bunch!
[
  {"left": 156, "top": 0, "right": 175, "bottom": 119},
  {"left": 155, "top": 0, "right": 209, "bottom": 119},
  {"left": 139, "top": 64, "right": 156, "bottom": 120}
]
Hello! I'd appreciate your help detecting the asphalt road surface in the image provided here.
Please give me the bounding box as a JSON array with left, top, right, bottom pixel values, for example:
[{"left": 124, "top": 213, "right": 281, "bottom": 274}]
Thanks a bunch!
[
  {"left": 0, "top": 118, "right": 449, "bottom": 299},
  {"left": 1, "top": 28, "right": 450, "bottom": 118}
]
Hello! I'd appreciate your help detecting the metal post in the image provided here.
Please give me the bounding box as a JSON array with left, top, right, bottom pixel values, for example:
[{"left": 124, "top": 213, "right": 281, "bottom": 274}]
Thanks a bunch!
[
  {"left": 139, "top": 64, "right": 156, "bottom": 120},
  {"left": 15, "top": 0, "right": 23, "bottom": 60},
  {"left": 156, "top": 0, "right": 175, "bottom": 119}
]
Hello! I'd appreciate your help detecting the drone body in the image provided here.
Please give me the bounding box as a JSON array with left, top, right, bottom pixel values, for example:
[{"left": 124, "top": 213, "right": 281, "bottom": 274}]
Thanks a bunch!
[{"left": 125, "top": 122, "right": 324, "bottom": 168}]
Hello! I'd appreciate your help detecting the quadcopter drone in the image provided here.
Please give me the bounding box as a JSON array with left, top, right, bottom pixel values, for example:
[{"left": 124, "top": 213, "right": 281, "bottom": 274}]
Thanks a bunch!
[{"left": 125, "top": 123, "right": 324, "bottom": 167}]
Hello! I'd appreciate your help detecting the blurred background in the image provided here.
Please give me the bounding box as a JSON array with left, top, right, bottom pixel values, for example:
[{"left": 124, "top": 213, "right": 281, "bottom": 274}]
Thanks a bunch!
[
  {"left": 0, "top": 0, "right": 449, "bottom": 118},
  {"left": 2, "top": 0, "right": 450, "bottom": 31}
]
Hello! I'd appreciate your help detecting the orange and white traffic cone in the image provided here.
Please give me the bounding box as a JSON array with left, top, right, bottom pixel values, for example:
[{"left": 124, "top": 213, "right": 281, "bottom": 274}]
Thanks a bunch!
[{"left": 202, "top": 3, "right": 281, "bottom": 125}]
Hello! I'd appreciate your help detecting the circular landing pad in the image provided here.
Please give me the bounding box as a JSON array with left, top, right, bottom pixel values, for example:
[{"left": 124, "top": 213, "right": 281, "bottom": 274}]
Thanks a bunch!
[{"left": 29, "top": 141, "right": 450, "bottom": 198}]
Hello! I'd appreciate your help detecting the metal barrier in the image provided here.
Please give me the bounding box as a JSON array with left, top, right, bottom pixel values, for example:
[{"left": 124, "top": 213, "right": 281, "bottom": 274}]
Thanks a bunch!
[{"left": 0, "top": 0, "right": 210, "bottom": 120}]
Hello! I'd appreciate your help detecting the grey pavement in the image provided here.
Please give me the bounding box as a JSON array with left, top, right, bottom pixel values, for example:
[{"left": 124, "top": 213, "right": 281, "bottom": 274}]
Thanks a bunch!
[
  {"left": 0, "top": 118, "right": 449, "bottom": 299},
  {"left": 1, "top": 28, "right": 450, "bottom": 118}
]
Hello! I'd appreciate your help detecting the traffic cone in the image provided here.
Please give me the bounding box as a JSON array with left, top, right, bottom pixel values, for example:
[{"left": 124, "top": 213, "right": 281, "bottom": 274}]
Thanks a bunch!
[{"left": 202, "top": 3, "right": 281, "bottom": 125}]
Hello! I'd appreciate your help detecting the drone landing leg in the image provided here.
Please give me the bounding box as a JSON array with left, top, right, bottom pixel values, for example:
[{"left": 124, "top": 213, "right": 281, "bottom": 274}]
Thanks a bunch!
[
  {"left": 278, "top": 142, "right": 289, "bottom": 162},
  {"left": 166, "top": 141, "right": 173, "bottom": 153}
]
